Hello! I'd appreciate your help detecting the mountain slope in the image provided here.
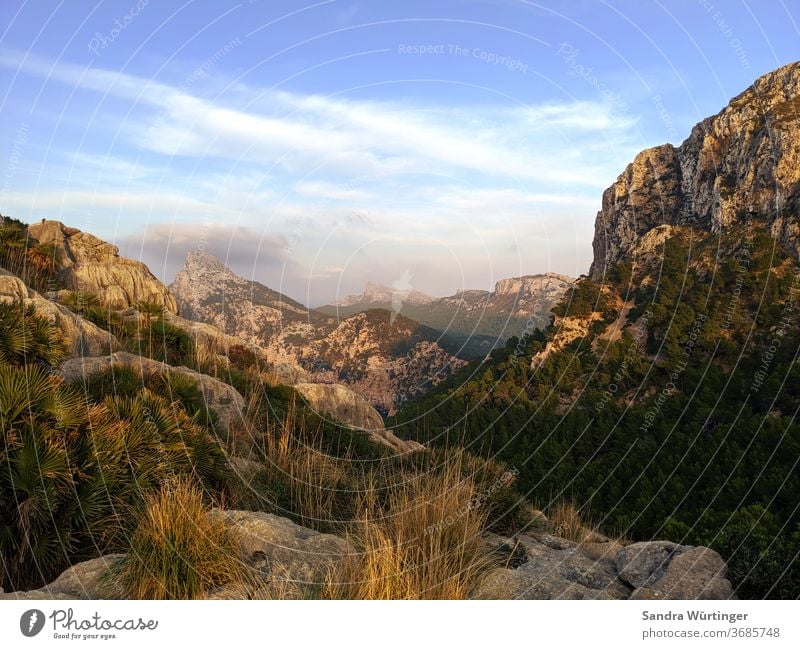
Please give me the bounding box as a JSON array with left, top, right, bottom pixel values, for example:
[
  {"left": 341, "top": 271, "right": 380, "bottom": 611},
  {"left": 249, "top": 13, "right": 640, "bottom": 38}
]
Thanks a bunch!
[
  {"left": 393, "top": 62, "right": 800, "bottom": 598},
  {"left": 171, "top": 250, "right": 322, "bottom": 342}
]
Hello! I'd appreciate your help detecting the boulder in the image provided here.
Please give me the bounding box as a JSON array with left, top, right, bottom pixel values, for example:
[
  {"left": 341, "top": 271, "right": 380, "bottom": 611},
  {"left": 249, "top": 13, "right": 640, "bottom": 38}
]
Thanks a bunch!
[
  {"left": 475, "top": 534, "right": 734, "bottom": 600},
  {"left": 0, "top": 555, "right": 124, "bottom": 600},
  {"left": 617, "top": 541, "right": 734, "bottom": 599},
  {"left": 212, "top": 509, "right": 350, "bottom": 597},
  {"left": 0, "top": 268, "right": 117, "bottom": 356},
  {"left": 475, "top": 533, "right": 630, "bottom": 600},
  {"left": 58, "top": 352, "right": 246, "bottom": 435}
]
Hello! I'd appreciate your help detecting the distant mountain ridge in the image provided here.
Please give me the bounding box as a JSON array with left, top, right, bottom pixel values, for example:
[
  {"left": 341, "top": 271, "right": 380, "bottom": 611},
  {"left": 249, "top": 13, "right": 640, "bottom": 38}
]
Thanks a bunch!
[
  {"left": 335, "top": 281, "right": 435, "bottom": 307},
  {"left": 319, "top": 272, "right": 573, "bottom": 357},
  {"left": 170, "top": 250, "right": 321, "bottom": 344}
]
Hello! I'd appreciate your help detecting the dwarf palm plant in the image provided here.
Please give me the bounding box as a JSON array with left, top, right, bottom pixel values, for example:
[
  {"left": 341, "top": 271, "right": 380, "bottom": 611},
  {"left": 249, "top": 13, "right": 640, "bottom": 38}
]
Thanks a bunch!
[{"left": 0, "top": 301, "right": 67, "bottom": 367}]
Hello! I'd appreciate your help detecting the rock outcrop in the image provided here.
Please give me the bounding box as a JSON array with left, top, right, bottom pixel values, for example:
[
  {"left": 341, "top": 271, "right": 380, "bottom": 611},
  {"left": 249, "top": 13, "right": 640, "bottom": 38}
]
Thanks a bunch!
[
  {"left": 0, "top": 268, "right": 117, "bottom": 356},
  {"left": 1, "top": 515, "right": 732, "bottom": 600},
  {"left": 211, "top": 509, "right": 350, "bottom": 598},
  {"left": 28, "top": 220, "right": 177, "bottom": 312},
  {"left": 294, "top": 382, "right": 424, "bottom": 453},
  {"left": 616, "top": 541, "right": 733, "bottom": 599},
  {"left": 591, "top": 61, "right": 800, "bottom": 279},
  {"left": 474, "top": 534, "right": 733, "bottom": 600},
  {"left": 58, "top": 352, "right": 246, "bottom": 435}
]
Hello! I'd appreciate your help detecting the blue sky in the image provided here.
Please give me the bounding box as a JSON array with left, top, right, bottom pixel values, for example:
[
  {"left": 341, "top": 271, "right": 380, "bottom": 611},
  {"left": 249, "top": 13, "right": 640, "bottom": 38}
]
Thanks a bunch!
[{"left": 0, "top": 0, "right": 797, "bottom": 304}]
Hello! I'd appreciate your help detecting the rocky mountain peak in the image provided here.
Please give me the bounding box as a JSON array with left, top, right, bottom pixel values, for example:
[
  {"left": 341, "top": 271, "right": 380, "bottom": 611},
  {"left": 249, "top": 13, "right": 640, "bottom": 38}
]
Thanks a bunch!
[
  {"left": 591, "top": 60, "right": 800, "bottom": 279},
  {"left": 336, "top": 280, "right": 435, "bottom": 307}
]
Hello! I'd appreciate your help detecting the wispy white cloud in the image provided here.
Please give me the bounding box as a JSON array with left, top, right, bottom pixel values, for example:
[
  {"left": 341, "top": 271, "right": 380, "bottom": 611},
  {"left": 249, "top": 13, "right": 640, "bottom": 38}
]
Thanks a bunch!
[{"left": 0, "top": 48, "right": 640, "bottom": 302}]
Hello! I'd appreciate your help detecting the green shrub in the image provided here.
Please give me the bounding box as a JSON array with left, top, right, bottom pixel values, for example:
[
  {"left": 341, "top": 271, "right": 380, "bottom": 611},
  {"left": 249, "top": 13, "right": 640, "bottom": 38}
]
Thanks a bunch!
[{"left": 0, "top": 301, "right": 67, "bottom": 366}]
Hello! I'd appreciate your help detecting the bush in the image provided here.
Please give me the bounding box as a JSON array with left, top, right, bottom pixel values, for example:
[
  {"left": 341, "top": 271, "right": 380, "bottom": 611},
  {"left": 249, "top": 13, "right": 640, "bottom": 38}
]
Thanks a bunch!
[
  {"left": 112, "top": 479, "right": 246, "bottom": 599},
  {"left": 0, "top": 301, "right": 67, "bottom": 367},
  {"left": 0, "top": 361, "right": 230, "bottom": 592}
]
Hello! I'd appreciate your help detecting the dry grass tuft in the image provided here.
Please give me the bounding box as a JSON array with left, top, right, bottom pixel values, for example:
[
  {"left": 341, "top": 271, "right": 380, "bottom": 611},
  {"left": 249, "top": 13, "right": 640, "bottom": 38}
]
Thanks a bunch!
[
  {"left": 323, "top": 453, "right": 498, "bottom": 599},
  {"left": 113, "top": 478, "right": 248, "bottom": 599},
  {"left": 548, "top": 501, "right": 592, "bottom": 543}
]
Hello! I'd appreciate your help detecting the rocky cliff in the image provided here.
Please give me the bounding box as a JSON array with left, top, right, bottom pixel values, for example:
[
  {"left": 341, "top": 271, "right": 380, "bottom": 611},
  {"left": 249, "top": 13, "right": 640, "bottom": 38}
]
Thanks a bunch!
[
  {"left": 27, "top": 220, "right": 177, "bottom": 312},
  {"left": 591, "top": 61, "right": 800, "bottom": 279}
]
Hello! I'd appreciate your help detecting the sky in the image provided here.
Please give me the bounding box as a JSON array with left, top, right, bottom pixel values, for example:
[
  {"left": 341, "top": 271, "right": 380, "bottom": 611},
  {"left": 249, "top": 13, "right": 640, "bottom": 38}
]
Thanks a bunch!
[{"left": 0, "top": 0, "right": 798, "bottom": 306}]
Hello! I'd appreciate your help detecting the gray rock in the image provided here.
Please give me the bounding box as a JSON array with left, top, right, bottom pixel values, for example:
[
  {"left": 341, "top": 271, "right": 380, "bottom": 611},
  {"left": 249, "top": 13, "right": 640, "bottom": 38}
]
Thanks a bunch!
[
  {"left": 294, "top": 382, "right": 424, "bottom": 453},
  {"left": 475, "top": 533, "right": 631, "bottom": 600},
  {"left": 616, "top": 540, "right": 679, "bottom": 588},
  {"left": 0, "top": 555, "right": 124, "bottom": 600},
  {"left": 212, "top": 509, "right": 350, "bottom": 597},
  {"left": 47, "top": 555, "right": 125, "bottom": 599},
  {"left": 476, "top": 534, "right": 734, "bottom": 600},
  {"left": 618, "top": 542, "right": 734, "bottom": 600}
]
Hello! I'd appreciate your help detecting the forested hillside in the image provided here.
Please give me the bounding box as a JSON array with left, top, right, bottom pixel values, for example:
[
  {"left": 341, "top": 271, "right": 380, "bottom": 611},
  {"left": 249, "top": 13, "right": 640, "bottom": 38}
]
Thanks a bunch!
[{"left": 392, "top": 226, "right": 800, "bottom": 598}]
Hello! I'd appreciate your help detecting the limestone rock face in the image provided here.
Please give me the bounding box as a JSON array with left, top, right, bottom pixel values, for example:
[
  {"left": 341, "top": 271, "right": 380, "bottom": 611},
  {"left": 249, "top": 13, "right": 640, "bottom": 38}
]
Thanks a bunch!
[
  {"left": 58, "top": 352, "right": 246, "bottom": 435},
  {"left": 591, "top": 61, "right": 800, "bottom": 279},
  {"left": 0, "top": 268, "right": 117, "bottom": 356},
  {"left": 28, "top": 220, "right": 177, "bottom": 312}
]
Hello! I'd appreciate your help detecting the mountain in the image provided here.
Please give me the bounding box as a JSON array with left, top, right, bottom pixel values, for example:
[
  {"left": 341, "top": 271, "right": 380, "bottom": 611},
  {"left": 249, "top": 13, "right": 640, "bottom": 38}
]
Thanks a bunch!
[
  {"left": 319, "top": 273, "right": 573, "bottom": 357},
  {"left": 591, "top": 61, "right": 800, "bottom": 280},
  {"left": 335, "top": 280, "right": 436, "bottom": 307},
  {"left": 170, "top": 251, "right": 466, "bottom": 414},
  {"left": 171, "top": 249, "right": 322, "bottom": 342},
  {"left": 393, "top": 62, "right": 800, "bottom": 598}
]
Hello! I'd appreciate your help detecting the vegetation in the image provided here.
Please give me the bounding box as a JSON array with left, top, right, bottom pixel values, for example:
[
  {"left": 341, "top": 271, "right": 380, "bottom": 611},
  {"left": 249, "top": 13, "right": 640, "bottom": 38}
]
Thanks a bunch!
[
  {"left": 0, "top": 216, "right": 61, "bottom": 294},
  {"left": 323, "top": 453, "right": 499, "bottom": 599},
  {"left": 111, "top": 479, "right": 246, "bottom": 599},
  {"left": 4, "top": 212, "right": 798, "bottom": 599},
  {"left": 393, "top": 226, "right": 800, "bottom": 598},
  {"left": 0, "top": 302, "right": 231, "bottom": 592}
]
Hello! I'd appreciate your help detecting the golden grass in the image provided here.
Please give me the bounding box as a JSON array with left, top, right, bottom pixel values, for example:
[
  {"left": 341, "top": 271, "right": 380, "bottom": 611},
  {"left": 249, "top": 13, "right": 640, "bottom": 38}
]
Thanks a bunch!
[
  {"left": 113, "top": 478, "right": 248, "bottom": 599},
  {"left": 323, "top": 453, "right": 499, "bottom": 599},
  {"left": 250, "top": 399, "right": 352, "bottom": 530},
  {"left": 548, "top": 501, "right": 591, "bottom": 543}
]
